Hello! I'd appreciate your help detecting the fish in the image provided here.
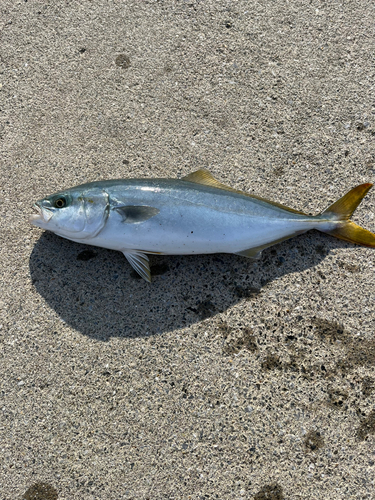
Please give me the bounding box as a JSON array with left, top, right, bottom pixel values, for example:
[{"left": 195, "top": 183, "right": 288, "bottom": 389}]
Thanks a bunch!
[{"left": 29, "top": 169, "right": 375, "bottom": 282}]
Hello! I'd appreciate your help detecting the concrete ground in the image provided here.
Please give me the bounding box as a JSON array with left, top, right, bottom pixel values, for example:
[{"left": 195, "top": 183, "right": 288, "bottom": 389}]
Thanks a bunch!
[{"left": 1, "top": 0, "right": 375, "bottom": 498}]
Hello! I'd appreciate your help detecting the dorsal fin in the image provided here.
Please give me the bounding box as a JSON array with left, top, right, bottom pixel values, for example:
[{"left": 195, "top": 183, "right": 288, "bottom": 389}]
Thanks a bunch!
[
  {"left": 182, "top": 169, "right": 225, "bottom": 189},
  {"left": 182, "top": 169, "right": 307, "bottom": 215}
]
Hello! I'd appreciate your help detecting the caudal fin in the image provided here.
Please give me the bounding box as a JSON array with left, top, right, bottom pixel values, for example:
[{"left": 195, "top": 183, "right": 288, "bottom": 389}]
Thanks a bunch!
[{"left": 319, "top": 183, "right": 375, "bottom": 247}]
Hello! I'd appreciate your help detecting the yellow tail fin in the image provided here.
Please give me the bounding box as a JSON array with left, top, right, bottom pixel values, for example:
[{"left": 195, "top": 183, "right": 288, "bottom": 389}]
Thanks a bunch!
[{"left": 320, "top": 183, "right": 375, "bottom": 247}]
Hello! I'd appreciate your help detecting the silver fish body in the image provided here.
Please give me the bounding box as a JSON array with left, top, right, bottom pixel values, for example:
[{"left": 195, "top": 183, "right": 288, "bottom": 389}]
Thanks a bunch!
[
  {"left": 29, "top": 170, "right": 375, "bottom": 282},
  {"left": 79, "top": 178, "right": 325, "bottom": 253}
]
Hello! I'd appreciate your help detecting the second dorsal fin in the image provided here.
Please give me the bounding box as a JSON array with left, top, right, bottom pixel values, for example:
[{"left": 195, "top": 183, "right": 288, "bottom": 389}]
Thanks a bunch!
[
  {"left": 182, "top": 169, "right": 307, "bottom": 215},
  {"left": 182, "top": 169, "right": 226, "bottom": 189}
]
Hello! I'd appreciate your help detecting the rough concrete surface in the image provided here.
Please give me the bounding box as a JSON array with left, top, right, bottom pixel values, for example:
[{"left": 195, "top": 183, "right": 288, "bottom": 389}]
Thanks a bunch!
[{"left": 1, "top": 0, "right": 375, "bottom": 498}]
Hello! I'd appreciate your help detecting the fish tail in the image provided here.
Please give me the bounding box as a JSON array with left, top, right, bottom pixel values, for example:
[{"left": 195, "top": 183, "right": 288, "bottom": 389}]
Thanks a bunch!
[{"left": 318, "top": 183, "right": 375, "bottom": 247}]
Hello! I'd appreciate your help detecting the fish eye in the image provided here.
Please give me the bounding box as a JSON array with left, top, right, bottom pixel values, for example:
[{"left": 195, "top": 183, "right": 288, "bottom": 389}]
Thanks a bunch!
[{"left": 54, "top": 197, "right": 66, "bottom": 209}]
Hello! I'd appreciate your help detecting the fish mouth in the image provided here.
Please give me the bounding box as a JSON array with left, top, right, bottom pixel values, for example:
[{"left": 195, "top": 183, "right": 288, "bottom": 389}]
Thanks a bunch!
[
  {"left": 29, "top": 205, "right": 41, "bottom": 223},
  {"left": 29, "top": 203, "right": 53, "bottom": 225},
  {"left": 29, "top": 204, "right": 42, "bottom": 224}
]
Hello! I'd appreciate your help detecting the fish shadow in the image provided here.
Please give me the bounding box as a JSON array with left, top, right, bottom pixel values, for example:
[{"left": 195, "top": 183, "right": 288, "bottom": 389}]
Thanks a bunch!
[{"left": 29, "top": 231, "right": 339, "bottom": 339}]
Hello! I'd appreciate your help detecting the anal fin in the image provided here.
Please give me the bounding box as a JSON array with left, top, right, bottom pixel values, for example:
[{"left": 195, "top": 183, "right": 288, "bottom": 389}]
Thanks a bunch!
[
  {"left": 235, "top": 231, "right": 307, "bottom": 260},
  {"left": 235, "top": 246, "right": 264, "bottom": 260}
]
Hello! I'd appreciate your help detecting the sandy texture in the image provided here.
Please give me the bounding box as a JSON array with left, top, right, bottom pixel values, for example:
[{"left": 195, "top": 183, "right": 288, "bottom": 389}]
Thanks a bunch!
[{"left": 1, "top": 0, "right": 375, "bottom": 498}]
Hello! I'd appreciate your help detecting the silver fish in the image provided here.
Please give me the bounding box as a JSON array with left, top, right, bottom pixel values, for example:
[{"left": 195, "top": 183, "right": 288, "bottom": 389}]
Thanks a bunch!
[{"left": 29, "top": 169, "right": 375, "bottom": 282}]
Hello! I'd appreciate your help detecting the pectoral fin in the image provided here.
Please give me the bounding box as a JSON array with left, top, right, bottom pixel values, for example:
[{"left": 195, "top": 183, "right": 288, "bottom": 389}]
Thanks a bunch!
[
  {"left": 123, "top": 251, "right": 151, "bottom": 282},
  {"left": 115, "top": 205, "right": 160, "bottom": 223}
]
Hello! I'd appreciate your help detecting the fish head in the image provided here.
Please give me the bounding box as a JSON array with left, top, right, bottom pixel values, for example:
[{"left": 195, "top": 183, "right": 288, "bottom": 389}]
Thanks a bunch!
[{"left": 29, "top": 186, "right": 110, "bottom": 240}]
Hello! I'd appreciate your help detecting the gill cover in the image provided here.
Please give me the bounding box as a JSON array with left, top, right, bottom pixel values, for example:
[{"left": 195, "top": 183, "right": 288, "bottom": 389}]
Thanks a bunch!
[{"left": 50, "top": 188, "right": 109, "bottom": 240}]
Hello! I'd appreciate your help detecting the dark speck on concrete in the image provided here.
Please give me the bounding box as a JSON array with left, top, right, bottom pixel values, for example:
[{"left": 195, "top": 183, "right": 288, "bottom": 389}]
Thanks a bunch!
[
  {"left": 361, "top": 377, "right": 375, "bottom": 397},
  {"left": 357, "top": 410, "right": 375, "bottom": 440},
  {"left": 193, "top": 300, "right": 216, "bottom": 320},
  {"left": 77, "top": 250, "right": 97, "bottom": 261},
  {"left": 115, "top": 54, "right": 131, "bottom": 69},
  {"left": 151, "top": 263, "right": 170, "bottom": 276},
  {"left": 254, "top": 483, "right": 284, "bottom": 500},
  {"left": 223, "top": 327, "right": 258, "bottom": 354},
  {"left": 304, "top": 430, "right": 324, "bottom": 452},
  {"left": 261, "top": 354, "right": 282, "bottom": 371},
  {"left": 233, "top": 285, "right": 261, "bottom": 299},
  {"left": 22, "top": 482, "right": 58, "bottom": 500},
  {"left": 312, "top": 318, "right": 347, "bottom": 342}
]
